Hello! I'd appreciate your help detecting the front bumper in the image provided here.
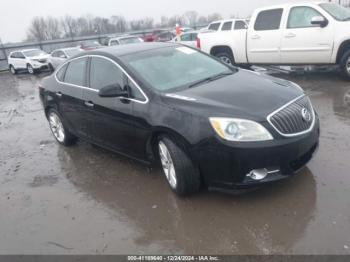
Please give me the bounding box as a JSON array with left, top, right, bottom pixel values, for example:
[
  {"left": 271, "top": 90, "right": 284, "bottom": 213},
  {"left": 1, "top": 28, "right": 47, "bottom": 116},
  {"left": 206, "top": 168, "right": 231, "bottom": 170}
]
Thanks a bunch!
[
  {"left": 191, "top": 118, "right": 320, "bottom": 191},
  {"left": 31, "top": 62, "right": 49, "bottom": 70}
]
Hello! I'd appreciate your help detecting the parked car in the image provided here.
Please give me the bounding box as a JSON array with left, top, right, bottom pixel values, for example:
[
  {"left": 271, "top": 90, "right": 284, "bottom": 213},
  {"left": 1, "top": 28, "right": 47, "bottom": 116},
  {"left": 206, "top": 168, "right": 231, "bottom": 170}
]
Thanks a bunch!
[
  {"left": 79, "top": 41, "right": 102, "bottom": 51},
  {"left": 198, "top": 2, "right": 350, "bottom": 79},
  {"left": 172, "top": 31, "right": 199, "bottom": 48},
  {"left": 107, "top": 35, "right": 144, "bottom": 46},
  {"left": 39, "top": 42, "right": 319, "bottom": 195},
  {"left": 142, "top": 30, "right": 175, "bottom": 42},
  {"left": 8, "top": 49, "right": 50, "bottom": 74},
  {"left": 49, "top": 47, "right": 83, "bottom": 70}
]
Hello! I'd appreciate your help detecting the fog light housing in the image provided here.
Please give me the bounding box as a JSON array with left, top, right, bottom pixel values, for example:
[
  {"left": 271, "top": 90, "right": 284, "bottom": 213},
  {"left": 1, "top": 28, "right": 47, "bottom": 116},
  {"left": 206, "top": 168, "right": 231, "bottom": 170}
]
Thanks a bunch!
[{"left": 247, "top": 169, "right": 269, "bottom": 181}]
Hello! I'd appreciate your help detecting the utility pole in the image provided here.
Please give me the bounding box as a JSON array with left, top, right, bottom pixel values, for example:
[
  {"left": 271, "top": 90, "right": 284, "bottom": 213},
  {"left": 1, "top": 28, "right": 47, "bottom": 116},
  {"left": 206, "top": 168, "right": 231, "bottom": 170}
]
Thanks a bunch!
[{"left": 0, "top": 38, "right": 8, "bottom": 63}]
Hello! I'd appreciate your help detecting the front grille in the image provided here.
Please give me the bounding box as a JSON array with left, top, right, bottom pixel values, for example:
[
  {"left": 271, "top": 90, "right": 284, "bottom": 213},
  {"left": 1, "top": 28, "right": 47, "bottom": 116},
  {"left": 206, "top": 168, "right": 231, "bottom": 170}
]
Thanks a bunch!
[
  {"left": 38, "top": 59, "right": 47, "bottom": 63},
  {"left": 268, "top": 96, "right": 314, "bottom": 136}
]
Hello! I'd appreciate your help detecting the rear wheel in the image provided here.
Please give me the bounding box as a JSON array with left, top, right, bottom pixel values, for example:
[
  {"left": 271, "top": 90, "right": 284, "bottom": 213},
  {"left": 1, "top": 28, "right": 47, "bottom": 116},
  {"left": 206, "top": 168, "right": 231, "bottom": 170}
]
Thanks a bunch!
[
  {"left": 9, "top": 65, "right": 17, "bottom": 75},
  {"left": 27, "top": 64, "right": 35, "bottom": 74},
  {"left": 158, "top": 135, "right": 200, "bottom": 196},
  {"left": 215, "top": 52, "right": 235, "bottom": 65},
  {"left": 340, "top": 50, "right": 350, "bottom": 80},
  {"left": 48, "top": 109, "right": 77, "bottom": 146}
]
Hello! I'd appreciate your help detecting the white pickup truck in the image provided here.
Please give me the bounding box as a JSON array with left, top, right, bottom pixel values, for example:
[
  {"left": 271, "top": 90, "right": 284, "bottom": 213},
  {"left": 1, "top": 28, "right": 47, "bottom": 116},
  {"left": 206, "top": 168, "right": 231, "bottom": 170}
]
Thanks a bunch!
[{"left": 198, "top": 2, "right": 350, "bottom": 79}]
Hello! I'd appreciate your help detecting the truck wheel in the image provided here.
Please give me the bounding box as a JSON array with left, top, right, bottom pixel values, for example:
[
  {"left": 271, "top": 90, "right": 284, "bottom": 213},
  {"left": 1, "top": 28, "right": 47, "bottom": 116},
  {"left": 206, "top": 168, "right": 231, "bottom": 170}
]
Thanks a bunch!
[
  {"left": 215, "top": 52, "right": 235, "bottom": 65},
  {"left": 158, "top": 135, "right": 200, "bottom": 196},
  {"left": 340, "top": 50, "right": 350, "bottom": 80}
]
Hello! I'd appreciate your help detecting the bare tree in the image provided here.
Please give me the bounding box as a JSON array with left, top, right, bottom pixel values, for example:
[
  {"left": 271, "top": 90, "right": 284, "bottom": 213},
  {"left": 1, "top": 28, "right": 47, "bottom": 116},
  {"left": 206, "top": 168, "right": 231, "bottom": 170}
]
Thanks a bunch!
[
  {"left": 26, "top": 17, "right": 47, "bottom": 41},
  {"left": 61, "top": 15, "right": 78, "bottom": 38},
  {"left": 183, "top": 11, "right": 199, "bottom": 26},
  {"left": 207, "top": 13, "right": 223, "bottom": 23},
  {"left": 111, "top": 15, "right": 127, "bottom": 33}
]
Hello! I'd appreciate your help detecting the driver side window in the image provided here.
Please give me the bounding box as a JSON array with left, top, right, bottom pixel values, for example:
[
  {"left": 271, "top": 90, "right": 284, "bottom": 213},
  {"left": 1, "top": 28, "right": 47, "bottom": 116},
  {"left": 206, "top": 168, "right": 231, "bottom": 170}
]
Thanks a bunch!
[
  {"left": 90, "top": 57, "right": 123, "bottom": 90},
  {"left": 288, "top": 6, "right": 323, "bottom": 29}
]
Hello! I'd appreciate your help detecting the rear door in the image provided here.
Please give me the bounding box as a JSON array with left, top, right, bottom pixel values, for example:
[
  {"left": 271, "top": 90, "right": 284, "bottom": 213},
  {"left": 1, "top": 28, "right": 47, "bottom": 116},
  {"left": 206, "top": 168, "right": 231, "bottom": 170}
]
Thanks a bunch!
[
  {"left": 56, "top": 57, "right": 89, "bottom": 138},
  {"left": 247, "top": 8, "right": 284, "bottom": 64},
  {"left": 82, "top": 56, "right": 148, "bottom": 158},
  {"left": 280, "top": 6, "right": 334, "bottom": 64}
]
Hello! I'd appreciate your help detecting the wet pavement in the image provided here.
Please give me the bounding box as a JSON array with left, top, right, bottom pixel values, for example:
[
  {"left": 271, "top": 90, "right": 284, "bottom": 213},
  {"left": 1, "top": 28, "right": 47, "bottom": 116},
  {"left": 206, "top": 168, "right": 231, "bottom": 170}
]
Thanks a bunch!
[{"left": 0, "top": 69, "right": 349, "bottom": 255}]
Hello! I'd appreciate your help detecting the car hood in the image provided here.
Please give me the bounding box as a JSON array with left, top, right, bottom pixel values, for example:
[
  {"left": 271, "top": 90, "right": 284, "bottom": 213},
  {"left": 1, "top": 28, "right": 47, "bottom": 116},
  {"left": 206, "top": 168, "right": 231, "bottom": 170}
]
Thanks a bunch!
[
  {"left": 29, "top": 55, "right": 49, "bottom": 60},
  {"left": 161, "top": 69, "right": 304, "bottom": 121}
]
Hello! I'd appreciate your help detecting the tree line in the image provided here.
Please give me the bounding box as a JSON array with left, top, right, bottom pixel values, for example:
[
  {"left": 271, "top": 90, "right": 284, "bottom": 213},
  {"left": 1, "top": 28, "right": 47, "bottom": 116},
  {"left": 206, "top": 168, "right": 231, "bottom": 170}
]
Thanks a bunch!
[{"left": 26, "top": 11, "right": 225, "bottom": 41}]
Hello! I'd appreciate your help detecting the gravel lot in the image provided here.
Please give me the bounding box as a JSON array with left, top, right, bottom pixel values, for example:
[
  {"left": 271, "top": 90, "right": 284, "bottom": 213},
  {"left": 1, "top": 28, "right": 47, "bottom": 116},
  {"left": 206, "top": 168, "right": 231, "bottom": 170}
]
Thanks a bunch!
[{"left": 0, "top": 69, "right": 349, "bottom": 255}]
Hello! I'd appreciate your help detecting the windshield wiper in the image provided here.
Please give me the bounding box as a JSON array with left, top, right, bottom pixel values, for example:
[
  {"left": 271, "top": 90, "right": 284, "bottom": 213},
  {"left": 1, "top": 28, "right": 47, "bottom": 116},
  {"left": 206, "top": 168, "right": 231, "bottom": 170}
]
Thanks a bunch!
[{"left": 188, "top": 71, "right": 233, "bottom": 88}]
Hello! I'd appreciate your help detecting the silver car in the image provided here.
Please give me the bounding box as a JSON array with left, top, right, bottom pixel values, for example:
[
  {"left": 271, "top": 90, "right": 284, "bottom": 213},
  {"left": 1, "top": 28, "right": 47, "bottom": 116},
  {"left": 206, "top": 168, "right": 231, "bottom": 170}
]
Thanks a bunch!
[{"left": 49, "top": 47, "right": 83, "bottom": 70}]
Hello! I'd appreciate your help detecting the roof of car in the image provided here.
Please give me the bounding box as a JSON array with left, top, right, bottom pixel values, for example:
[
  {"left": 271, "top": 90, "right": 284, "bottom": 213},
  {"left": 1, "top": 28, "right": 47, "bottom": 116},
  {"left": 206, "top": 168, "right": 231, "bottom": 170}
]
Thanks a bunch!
[
  {"left": 81, "top": 42, "right": 178, "bottom": 58},
  {"left": 253, "top": 1, "right": 324, "bottom": 12}
]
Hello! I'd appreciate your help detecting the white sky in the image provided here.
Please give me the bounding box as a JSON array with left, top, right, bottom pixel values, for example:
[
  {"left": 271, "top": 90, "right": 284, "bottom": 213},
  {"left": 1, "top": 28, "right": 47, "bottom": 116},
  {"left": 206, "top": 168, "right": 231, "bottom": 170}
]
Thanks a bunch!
[{"left": 0, "top": 0, "right": 327, "bottom": 43}]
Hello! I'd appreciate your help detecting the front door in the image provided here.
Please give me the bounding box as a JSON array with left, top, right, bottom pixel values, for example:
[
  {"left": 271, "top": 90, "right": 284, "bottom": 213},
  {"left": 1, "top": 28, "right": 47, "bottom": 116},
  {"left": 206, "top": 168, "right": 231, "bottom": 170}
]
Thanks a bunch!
[
  {"left": 82, "top": 56, "right": 147, "bottom": 157},
  {"left": 247, "top": 8, "right": 284, "bottom": 64},
  {"left": 280, "top": 6, "right": 334, "bottom": 64}
]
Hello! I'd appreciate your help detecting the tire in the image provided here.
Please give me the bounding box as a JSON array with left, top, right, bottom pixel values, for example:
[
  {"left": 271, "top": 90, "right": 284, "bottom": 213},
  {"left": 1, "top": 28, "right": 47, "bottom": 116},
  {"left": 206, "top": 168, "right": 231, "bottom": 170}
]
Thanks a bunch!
[
  {"left": 9, "top": 65, "right": 17, "bottom": 75},
  {"left": 158, "top": 135, "right": 200, "bottom": 196},
  {"left": 215, "top": 52, "right": 235, "bottom": 66},
  {"left": 27, "top": 64, "right": 35, "bottom": 74},
  {"left": 47, "top": 109, "right": 77, "bottom": 146},
  {"left": 340, "top": 50, "right": 350, "bottom": 80}
]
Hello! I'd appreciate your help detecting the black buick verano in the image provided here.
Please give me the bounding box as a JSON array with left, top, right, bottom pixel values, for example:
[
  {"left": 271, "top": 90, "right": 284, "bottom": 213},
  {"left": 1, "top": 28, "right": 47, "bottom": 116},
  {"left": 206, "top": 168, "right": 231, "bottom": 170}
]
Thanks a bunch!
[{"left": 39, "top": 42, "right": 319, "bottom": 195}]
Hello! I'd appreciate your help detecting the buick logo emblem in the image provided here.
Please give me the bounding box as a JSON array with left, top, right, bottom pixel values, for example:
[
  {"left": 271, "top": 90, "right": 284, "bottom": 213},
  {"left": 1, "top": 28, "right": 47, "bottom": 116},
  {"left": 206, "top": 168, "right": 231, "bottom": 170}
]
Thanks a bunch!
[{"left": 301, "top": 108, "right": 312, "bottom": 122}]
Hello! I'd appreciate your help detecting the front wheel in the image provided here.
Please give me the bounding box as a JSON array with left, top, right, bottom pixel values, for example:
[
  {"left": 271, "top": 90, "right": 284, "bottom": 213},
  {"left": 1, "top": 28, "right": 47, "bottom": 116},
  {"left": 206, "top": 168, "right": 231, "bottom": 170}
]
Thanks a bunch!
[
  {"left": 158, "top": 136, "right": 200, "bottom": 196},
  {"left": 27, "top": 64, "right": 35, "bottom": 74},
  {"left": 9, "top": 65, "right": 17, "bottom": 75},
  {"left": 215, "top": 52, "right": 235, "bottom": 66},
  {"left": 340, "top": 50, "right": 350, "bottom": 80},
  {"left": 48, "top": 109, "right": 77, "bottom": 146}
]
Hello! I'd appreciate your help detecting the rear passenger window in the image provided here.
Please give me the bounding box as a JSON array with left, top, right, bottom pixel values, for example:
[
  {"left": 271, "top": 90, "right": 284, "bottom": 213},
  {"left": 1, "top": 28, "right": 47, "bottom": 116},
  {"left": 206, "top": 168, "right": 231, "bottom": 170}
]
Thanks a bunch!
[
  {"left": 221, "top": 22, "right": 232, "bottom": 31},
  {"left": 64, "top": 58, "right": 87, "bottom": 86},
  {"left": 90, "top": 57, "right": 123, "bottom": 90},
  {"left": 208, "top": 23, "right": 220, "bottom": 31},
  {"left": 254, "top": 9, "right": 283, "bottom": 31},
  {"left": 235, "top": 21, "right": 247, "bottom": 30},
  {"left": 56, "top": 64, "right": 68, "bottom": 82}
]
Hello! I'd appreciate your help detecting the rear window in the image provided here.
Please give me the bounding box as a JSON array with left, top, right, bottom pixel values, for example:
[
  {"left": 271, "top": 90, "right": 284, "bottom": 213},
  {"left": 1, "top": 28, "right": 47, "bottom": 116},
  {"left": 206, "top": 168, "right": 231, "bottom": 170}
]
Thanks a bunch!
[
  {"left": 64, "top": 58, "right": 87, "bottom": 86},
  {"left": 235, "top": 21, "right": 247, "bottom": 30},
  {"left": 56, "top": 64, "right": 68, "bottom": 82},
  {"left": 254, "top": 9, "right": 283, "bottom": 31},
  {"left": 208, "top": 22, "right": 221, "bottom": 31},
  {"left": 221, "top": 22, "right": 233, "bottom": 31}
]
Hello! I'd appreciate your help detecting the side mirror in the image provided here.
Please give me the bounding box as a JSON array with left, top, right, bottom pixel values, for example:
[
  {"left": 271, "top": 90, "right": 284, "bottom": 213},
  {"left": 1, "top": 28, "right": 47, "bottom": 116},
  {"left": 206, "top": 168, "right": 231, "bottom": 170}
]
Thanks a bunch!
[
  {"left": 98, "top": 84, "right": 128, "bottom": 98},
  {"left": 311, "top": 16, "right": 328, "bottom": 28}
]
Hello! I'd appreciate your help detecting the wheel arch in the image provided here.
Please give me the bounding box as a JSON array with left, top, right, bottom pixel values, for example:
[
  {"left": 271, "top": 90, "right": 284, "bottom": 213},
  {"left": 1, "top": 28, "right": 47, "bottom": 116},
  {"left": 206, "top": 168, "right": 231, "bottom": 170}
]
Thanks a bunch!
[
  {"left": 210, "top": 45, "right": 235, "bottom": 60},
  {"left": 145, "top": 127, "right": 194, "bottom": 165},
  {"left": 336, "top": 39, "right": 350, "bottom": 64}
]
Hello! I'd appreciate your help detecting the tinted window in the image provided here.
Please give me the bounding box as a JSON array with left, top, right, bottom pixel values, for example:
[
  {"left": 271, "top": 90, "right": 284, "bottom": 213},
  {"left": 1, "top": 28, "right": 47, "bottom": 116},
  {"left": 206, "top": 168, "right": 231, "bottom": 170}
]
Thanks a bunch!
[
  {"left": 64, "top": 58, "right": 87, "bottom": 86},
  {"left": 10, "top": 52, "right": 17, "bottom": 58},
  {"left": 235, "top": 21, "right": 247, "bottom": 30},
  {"left": 254, "top": 9, "right": 283, "bottom": 31},
  {"left": 288, "top": 7, "right": 323, "bottom": 28},
  {"left": 56, "top": 63, "right": 68, "bottom": 82},
  {"left": 208, "top": 22, "right": 220, "bottom": 31},
  {"left": 110, "top": 40, "right": 119, "bottom": 46},
  {"left": 221, "top": 22, "right": 233, "bottom": 31},
  {"left": 128, "top": 80, "right": 145, "bottom": 101},
  {"left": 190, "top": 33, "right": 198, "bottom": 41},
  {"left": 90, "top": 57, "right": 123, "bottom": 90}
]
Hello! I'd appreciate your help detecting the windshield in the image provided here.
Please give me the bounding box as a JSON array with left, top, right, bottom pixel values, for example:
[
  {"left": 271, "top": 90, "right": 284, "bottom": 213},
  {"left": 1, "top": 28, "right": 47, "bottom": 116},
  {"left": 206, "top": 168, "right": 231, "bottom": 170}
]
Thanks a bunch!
[
  {"left": 122, "top": 46, "right": 233, "bottom": 91},
  {"left": 319, "top": 3, "right": 350, "bottom": 21},
  {"left": 119, "top": 37, "right": 143, "bottom": 45},
  {"left": 65, "top": 48, "right": 82, "bottom": 57},
  {"left": 23, "top": 50, "right": 47, "bottom": 57}
]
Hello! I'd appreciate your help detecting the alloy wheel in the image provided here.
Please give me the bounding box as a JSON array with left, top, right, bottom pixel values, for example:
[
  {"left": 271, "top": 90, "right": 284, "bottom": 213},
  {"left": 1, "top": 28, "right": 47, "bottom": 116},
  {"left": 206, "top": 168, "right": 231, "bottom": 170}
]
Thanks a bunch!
[
  {"left": 158, "top": 141, "right": 177, "bottom": 189},
  {"left": 219, "top": 56, "right": 232, "bottom": 65},
  {"left": 27, "top": 65, "right": 34, "bottom": 74},
  {"left": 49, "top": 112, "right": 65, "bottom": 143}
]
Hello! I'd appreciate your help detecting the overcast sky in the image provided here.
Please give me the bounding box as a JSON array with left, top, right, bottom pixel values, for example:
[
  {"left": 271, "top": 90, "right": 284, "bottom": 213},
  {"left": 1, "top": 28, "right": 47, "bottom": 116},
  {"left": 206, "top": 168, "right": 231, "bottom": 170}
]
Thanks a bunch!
[{"left": 0, "top": 0, "right": 321, "bottom": 43}]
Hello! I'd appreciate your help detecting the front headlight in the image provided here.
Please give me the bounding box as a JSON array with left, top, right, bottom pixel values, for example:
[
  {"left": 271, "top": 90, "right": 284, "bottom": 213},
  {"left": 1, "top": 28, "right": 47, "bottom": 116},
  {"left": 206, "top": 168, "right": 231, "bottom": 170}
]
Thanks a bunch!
[{"left": 209, "top": 117, "right": 273, "bottom": 142}]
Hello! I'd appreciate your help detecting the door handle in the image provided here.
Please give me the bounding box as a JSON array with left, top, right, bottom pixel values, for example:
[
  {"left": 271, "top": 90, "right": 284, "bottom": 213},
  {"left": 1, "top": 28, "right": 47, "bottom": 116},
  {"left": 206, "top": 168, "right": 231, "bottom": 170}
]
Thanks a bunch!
[
  {"left": 285, "top": 33, "right": 296, "bottom": 38},
  {"left": 84, "top": 101, "right": 94, "bottom": 108},
  {"left": 56, "top": 92, "right": 63, "bottom": 98},
  {"left": 251, "top": 35, "right": 261, "bottom": 40}
]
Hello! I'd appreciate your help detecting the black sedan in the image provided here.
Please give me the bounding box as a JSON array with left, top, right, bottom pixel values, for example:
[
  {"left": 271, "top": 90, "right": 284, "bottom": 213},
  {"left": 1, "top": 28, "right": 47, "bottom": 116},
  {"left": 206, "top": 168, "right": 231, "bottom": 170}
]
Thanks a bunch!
[{"left": 39, "top": 42, "right": 319, "bottom": 195}]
